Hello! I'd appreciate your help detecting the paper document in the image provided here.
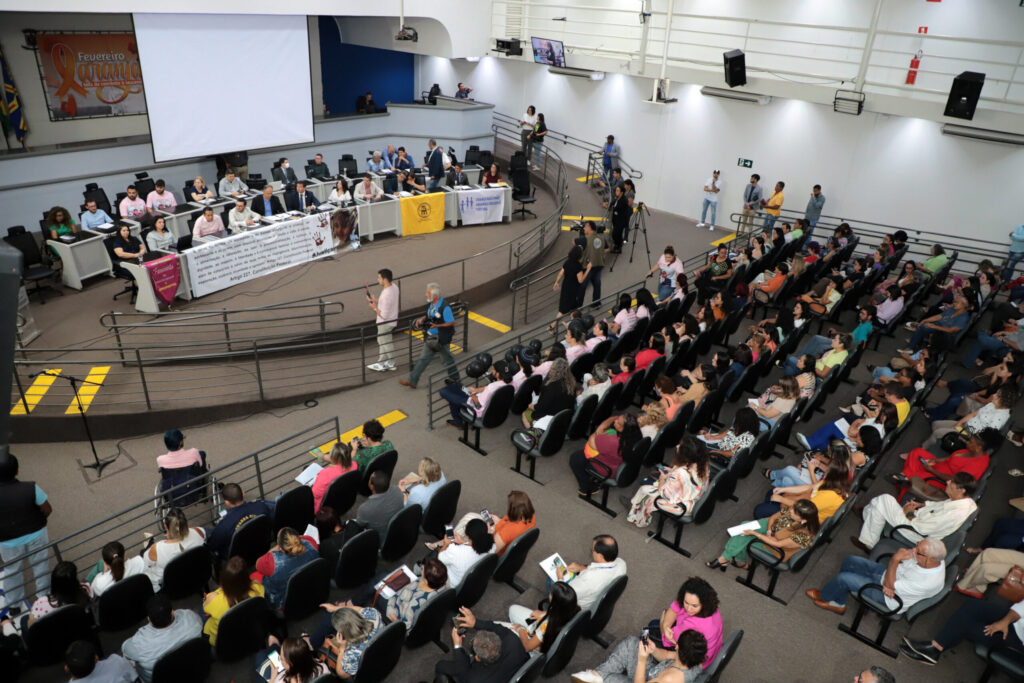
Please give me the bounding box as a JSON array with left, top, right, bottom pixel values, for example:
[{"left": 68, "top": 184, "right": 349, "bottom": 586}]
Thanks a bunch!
[
  {"left": 727, "top": 520, "right": 762, "bottom": 537},
  {"left": 97, "top": 222, "right": 114, "bottom": 229},
  {"left": 374, "top": 565, "right": 418, "bottom": 599},
  {"left": 539, "top": 553, "right": 575, "bottom": 583},
  {"left": 303, "top": 523, "right": 320, "bottom": 545},
  {"left": 295, "top": 462, "right": 323, "bottom": 486},
  {"left": 487, "top": 183, "right": 503, "bottom": 188},
  {"left": 747, "top": 398, "right": 760, "bottom": 408}
]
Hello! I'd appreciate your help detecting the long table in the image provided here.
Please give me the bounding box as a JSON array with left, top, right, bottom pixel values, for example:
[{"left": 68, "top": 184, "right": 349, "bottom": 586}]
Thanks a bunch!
[{"left": 46, "top": 219, "right": 139, "bottom": 289}]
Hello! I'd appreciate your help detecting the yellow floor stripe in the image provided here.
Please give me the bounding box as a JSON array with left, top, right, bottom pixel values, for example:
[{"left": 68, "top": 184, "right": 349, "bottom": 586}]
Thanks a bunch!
[
  {"left": 575, "top": 176, "right": 592, "bottom": 183},
  {"left": 65, "top": 366, "right": 110, "bottom": 415},
  {"left": 404, "top": 329, "right": 464, "bottom": 354},
  {"left": 561, "top": 215, "right": 604, "bottom": 221},
  {"left": 468, "top": 311, "right": 511, "bottom": 334},
  {"left": 310, "top": 409, "right": 408, "bottom": 457},
  {"left": 10, "top": 369, "right": 62, "bottom": 415},
  {"left": 711, "top": 233, "right": 737, "bottom": 246}
]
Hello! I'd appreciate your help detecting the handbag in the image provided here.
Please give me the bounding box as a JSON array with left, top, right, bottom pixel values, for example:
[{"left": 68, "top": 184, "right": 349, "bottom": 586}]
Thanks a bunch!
[
  {"left": 940, "top": 431, "right": 966, "bottom": 453},
  {"left": 997, "top": 565, "right": 1024, "bottom": 603}
]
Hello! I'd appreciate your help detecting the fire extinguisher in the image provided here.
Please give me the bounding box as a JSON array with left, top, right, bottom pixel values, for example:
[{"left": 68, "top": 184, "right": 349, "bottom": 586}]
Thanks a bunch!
[{"left": 906, "top": 50, "right": 923, "bottom": 85}]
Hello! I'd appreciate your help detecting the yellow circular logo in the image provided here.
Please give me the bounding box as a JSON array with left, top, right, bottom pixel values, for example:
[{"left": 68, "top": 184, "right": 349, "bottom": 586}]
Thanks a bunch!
[{"left": 417, "top": 202, "right": 431, "bottom": 219}]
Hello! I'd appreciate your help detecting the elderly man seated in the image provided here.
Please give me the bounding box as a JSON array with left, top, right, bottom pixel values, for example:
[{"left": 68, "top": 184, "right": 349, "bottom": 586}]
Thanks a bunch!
[
  {"left": 806, "top": 538, "right": 946, "bottom": 616},
  {"left": 850, "top": 472, "right": 977, "bottom": 554}
]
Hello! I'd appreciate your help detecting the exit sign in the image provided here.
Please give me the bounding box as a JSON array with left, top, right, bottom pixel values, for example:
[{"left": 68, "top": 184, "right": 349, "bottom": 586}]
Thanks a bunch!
[{"left": 737, "top": 158, "right": 753, "bottom": 168}]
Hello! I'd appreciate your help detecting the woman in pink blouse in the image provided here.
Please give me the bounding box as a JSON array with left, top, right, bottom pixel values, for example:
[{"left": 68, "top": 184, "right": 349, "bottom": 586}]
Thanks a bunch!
[
  {"left": 648, "top": 576, "right": 724, "bottom": 669},
  {"left": 312, "top": 443, "right": 357, "bottom": 512}
]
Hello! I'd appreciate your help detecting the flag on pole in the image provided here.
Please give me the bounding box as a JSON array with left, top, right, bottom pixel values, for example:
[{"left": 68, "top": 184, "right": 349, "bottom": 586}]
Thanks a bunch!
[{"left": 0, "top": 46, "right": 28, "bottom": 146}]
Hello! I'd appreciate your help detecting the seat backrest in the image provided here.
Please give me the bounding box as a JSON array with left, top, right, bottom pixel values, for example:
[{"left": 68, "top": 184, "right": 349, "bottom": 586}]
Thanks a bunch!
[
  {"left": 281, "top": 557, "right": 331, "bottom": 620},
  {"left": 24, "top": 605, "right": 97, "bottom": 666},
  {"left": 83, "top": 185, "right": 112, "bottom": 215},
  {"left": 324, "top": 469, "right": 362, "bottom": 517},
  {"left": 227, "top": 514, "right": 273, "bottom": 568},
  {"left": 480, "top": 384, "right": 515, "bottom": 428},
  {"left": 335, "top": 529, "right": 379, "bottom": 588},
  {"left": 636, "top": 355, "right": 667, "bottom": 400},
  {"left": 585, "top": 574, "right": 627, "bottom": 637},
  {"left": 686, "top": 395, "right": 717, "bottom": 434},
  {"left": 537, "top": 409, "right": 572, "bottom": 456},
  {"left": 353, "top": 621, "right": 406, "bottom": 683},
  {"left": 567, "top": 395, "right": 598, "bottom": 440},
  {"left": 492, "top": 526, "right": 540, "bottom": 585},
  {"left": 360, "top": 449, "right": 398, "bottom": 496},
  {"left": 422, "top": 479, "right": 462, "bottom": 538},
  {"left": 511, "top": 374, "right": 543, "bottom": 415},
  {"left": 273, "top": 486, "right": 314, "bottom": 534},
  {"left": 455, "top": 553, "right": 499, "bottom": 608},
  {"left": 615, "top": 371, "right": 645, "bottom": 410},
  {"left": 3, "top": 231, "right": 44, "bottom": 269},
  {"left": 215, "top": 596, "right": 272, "bottom": 661},
  {"left": 590, "top": 383, "right": 622, "bottom": 430},
  {"left": 160, "top": 545, "right": 212, "bottom": 600},
  {"left": 541, "top": 609, "right": 590, "bottom": 677},
  {"left": 405, "top": 586, "right": 456, "bottom": 648},
  {"left": 612, "top": 437, "right": 648, "bottom": 487},
  {"left": 97, "top": 573, "right": 154, "bottom": 631},
  {"left": 380, "top": 503, "right": 423, "bottom": 561},
  {"left": 570, "top": 352, "right": 596, "bottom": 382},
  {"left": 693, "top": 630, "right": 744, "bottom": 683},
  {"left": 590, "top": 338, "right": 612, "bottom": 361},
  {"left": 905, "top": 564, "right": 959, "bottom": 622},
  {"left": 508, "top": 651, "right": 546, "bottom": 683},
  {"left": 665, "top": 338, "right": 691, "bottom": 376},
  {"left": 135, "top": 176, "right": 156, "bottom": 198},
  {"left": 151, "top": 636, "right": 211, "bottom": 683},
  {"left": 338, "top": 157, "right": 359, "bottom": 177}
]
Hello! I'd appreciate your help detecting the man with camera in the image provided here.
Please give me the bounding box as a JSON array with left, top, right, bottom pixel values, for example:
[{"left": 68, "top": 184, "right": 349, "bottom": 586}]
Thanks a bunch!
[{"left": 400, "top": 283, "right": 459, "bottom": 389}]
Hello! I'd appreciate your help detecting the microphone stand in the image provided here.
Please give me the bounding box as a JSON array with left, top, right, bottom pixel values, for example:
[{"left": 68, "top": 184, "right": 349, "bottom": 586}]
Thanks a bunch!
[{"left": 36, "top": 370, "right": 117, "bottom": 477}]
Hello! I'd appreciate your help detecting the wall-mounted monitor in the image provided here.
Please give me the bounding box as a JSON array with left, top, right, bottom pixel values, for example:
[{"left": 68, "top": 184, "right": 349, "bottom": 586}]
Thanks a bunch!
[{"left": 531, "top": 37, "right": 566, "bottom": 68}]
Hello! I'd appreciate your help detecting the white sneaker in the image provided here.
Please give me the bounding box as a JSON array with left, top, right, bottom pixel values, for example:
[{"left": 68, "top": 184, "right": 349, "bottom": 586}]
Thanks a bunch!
[
  {"left": 571, "top": 672, "right": 603, "bottom": 683},
  {"left": 384, "top": 362, "right": 397, "bottom": 371},
  {"left": 696, "top": 222, "right": 706, "bottom": 228},
  {"left": 708, "top": 224, "right": 714, "bottom": 231},
  {"left": 367, "top": 363, "right": 386, "bottom": 372}
]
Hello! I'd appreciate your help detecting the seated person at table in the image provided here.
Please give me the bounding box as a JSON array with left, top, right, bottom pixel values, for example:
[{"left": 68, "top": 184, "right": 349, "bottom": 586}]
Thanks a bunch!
[
  {"left": 272, "top": 158, "right": 298, "bottom": 185},
  {"left": 227, "top": 198, "right": 260, "bottom": 231},
  {"left": 111, "top": 224, "right": 146, "bottom": 276},
  {"left": 284, "top": 180, "right": 320, "bottom": 213},
  {"left": 45, "top": 205, "right": 78, "bottom": 246},
  {"left": 205, "top": 483, "right": 274, "bottom": 560},
  {"left": 119, "top": 185, "right": 147, "bottom": 221},
  {"left": 80, "top": 199, "right": 113, "bottom": 230},
  {"left": 192, "top": 207, "right": 225, "bottom": 239},
  {"left": 218, "top": 169, "right": 248, "bottom": 197},
  {"left": 351, "top": 418, "right": 394, "bottom": 470},
  {"left": 309, "top": 153, "right": 332, "bottom": 179},
  {"left": 252, "top": 185, "right": 284, "bottom": 216},
  {"left": 354, "top": 174, "right": 384, "bottom": 201},
  {"left": 394, "top": 146, "right": 414, "bottom": 171},
  {"left": 366, "top": 151, "right": 388, "bottom": 173},
  {"left": 890, "top": 428, "right": 1000, "bottom": 500},
  {"left": 145, "top": 216, "right": 174, "bottom": 251},
  {"left": 328, "top": 178, "right": 352, "bottom": 204},
  {"left": 442, "top": 360, "right": 514, "bottom": 430},
  {"left": 482, "top": 162, "right": 502, "bottom": 184},
  {"left": 446, "top": 162, "right": 469, "bottom": 187},
  {"left": 256, "top": 527, "right": 319, "bottom": 609},
  {"left": 189, "top": 176, "right": 214, "bottom": 201},
  {"left": 145, "top": 179, "right": 177, "bottom": 214},
  {"left": 396, "top": 171, "right": 425, "bottom": 194}
]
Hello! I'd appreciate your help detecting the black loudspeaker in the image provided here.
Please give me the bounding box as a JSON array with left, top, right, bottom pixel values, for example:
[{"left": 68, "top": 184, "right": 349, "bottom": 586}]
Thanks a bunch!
[
  {"left": 724, "top": 49, "right": 746, "bottom": 88},
  {"left": 944, "top": 71, "right": 984, "bottom": 120}
]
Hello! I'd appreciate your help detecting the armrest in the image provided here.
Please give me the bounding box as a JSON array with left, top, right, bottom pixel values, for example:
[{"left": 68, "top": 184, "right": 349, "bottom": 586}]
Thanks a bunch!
[
  {"left": 750, "top": 541, "right": 786, "bottom": 568},
  {"left": 586, "top": 459, "right": 614, "bottom": 479},
  {"left": 854, "top": 583, "right": 902, "bottom": 617},
  {"left": 457, "top": 404, "right": 477, "bottom": 424}
]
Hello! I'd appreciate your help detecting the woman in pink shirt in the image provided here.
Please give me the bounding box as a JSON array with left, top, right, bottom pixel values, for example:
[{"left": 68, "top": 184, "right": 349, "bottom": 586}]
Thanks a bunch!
[
  {"left": 565, "top": 325, "right": 588, "bottom": 363},
  {"left": 312, "top": 442, "right": 357, "bottom": 512},
  {"left": 156, "top": 429, "right": 203, "bottom": 469},
  {"left": 648, "top": 576, "right": 724, "bottom": 669}
]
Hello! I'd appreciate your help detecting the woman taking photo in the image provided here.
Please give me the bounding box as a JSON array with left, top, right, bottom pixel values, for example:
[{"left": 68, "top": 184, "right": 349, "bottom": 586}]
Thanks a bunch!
[
  {"left": 626, "top": 434, "right": 710, "bottom": 528},
  {"left": 145, "top": 216, "right": 175, "bottom": 251},
  {"left": 570, "top": 414, "right": 642, "bottom": 496},
  {"left": 706, "top": 498, "right": 820, "bottom": 571},
  {"left": 204, "top": 556, "right": 265, "bottom": 644}
]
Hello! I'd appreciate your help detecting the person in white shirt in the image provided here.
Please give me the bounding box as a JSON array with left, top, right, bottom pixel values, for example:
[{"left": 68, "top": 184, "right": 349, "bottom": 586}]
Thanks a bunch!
[
  {"left": 192, "top": 207, "right": 225, "bottom": 239},
  {"left": 354, "top": 174, "right": 383, "bottom": 201},
  {"left": 696, "top": 170, "right": 721, "bottom": 230},
  {"left": 143, "top": 508, "right": 206, "bottom": 589},
  {"left": 552, "top": 535, "right": 627, "bottom": 611},
  {"left": 853, "top": 473, "right": 977, "bottom": 552},
  {"left": 578, "top": 363, "right": 612, "bottom": 407},
  {"left": 520, "top": 105, "right": 537, "bottom": 164},
  {"left": 922, "top": 385, "right": 1013, "bottom": 452},
  {"left": 435, "top": 518, "right": 495, "bottom": 587},
  {"left": 367, "top": 268, "right": 400, "bottom": 372},
  {"left": 809, "top": 538, "right": 946, "bottom": 616},
  {"left": 90, "top": 541, "right": 146, "bottom": 597},
  {"left": 218, "top": 170, "right": 249, "bottom": 198},
  {"left": 227, "top": 198, "right": 259, "bottom": 231},
  {"left": 328, "top": 179, "right": 352, "bottom": 204}
]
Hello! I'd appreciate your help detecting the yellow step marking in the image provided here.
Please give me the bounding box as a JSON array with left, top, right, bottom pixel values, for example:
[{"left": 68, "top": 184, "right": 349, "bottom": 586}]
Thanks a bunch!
[
  {"left": 65, "top": 366, "right": 110, "bottom": 414},
  {"left": 711, "top": 234, "right": 737, "bottom": 246},
  {"left": 10, "top": 369, "right": 62, "bottom": 415},
  {"left": 468, "top": 311, "right": 511, "bottom": 334},
  {"left": 561, "top": 215, "right": 604, "bottom": 221},
  {"left": 575, "top": 176, "right": 592, "bottom": 183},
  {"left": 404, "top": 329, "right": 464, "bottom": 354},
  {"left": 310, "top": 409, "right": 408, "bottom": 456}
]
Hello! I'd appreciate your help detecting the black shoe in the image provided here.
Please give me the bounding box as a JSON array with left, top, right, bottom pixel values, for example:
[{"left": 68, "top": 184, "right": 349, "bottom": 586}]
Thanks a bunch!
[
  {"left": 887, "top": 472, "right": 910, "bottom": 487},
  {"left": 849, "top": 535, "right": 872, "bottom": 554},
  {"left": 446, "top": 419, "right": 465, "bottom": 429},
  {"left": 866, "top": 364, "right": 876, "bottom": 372},
  {"left": 899, "top": 638, "right": 940, "bottom": 664},
  {"left": 444, "top": 378, "right": 458, "bottom": 386},
  {"left": 705, "top": 558, "right": 727, "bottom": 572}
]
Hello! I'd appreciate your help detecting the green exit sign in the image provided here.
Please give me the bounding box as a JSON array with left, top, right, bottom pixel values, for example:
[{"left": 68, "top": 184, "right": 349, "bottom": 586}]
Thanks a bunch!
[{"left": 737, "top": 158, "right": 753, "bottom": 168}]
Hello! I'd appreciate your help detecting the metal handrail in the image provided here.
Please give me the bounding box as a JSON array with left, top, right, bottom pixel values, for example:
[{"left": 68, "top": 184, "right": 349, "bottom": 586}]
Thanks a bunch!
[{"left": 99, "top": 301, "right": 346, "bottom": 332}]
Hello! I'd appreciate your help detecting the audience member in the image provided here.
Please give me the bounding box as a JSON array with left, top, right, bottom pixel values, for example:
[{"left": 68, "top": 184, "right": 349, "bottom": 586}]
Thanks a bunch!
[
  {"left": 257, "top": 527, "right": 319, "bottom": 609},
  {"left": 354, "top": 471, "right": 403, "bottom": 540},
  {"left": 118, "top": 185, "right": 147, "bottom": 220},
  {"left": 145, "top": 180, "right": 176, "bottom": 215},
  {"left": 143, "top": 507, "right": 206, "bottom": 589},
  {"left": 956, "top": 545, "right": 1024, "bottom": 598},
  {"left": 80, "top": 199, "right": 114, "bottom": 230},
  {"left": 505, "top": 581, "right": 580, "bottom": 654},
  {"left": 64, "top": 639, "right": 137, "bottom": 683},
  {"left": 260, "top": 636, "right": 329, "bottom": 683},
  {"left": 0, "top": 454, "right": 53, "bottom": 613},
  {"left": 523, "top": 358, "right": 576, "bottom": 429},
  {"left": 121, "top": 594, "right": 202, "bottom": 683},
  {"left": 312, "top": 442, "right": 357, "bottom": 512},
  {"left": 903, "top": 294, "right": 970, "bottom": 352},
  {"left": 748, "top": 375, "right": 800, "bottom": 428},
  {"left": 637, "top": 400, "right": 668, "bottom": 440},
  {"left": 272, "top": 159, "right": 298, "bottom": 185},
  {"left": 90, "top": 540, "right": 145, "bottom": 597},
  {"left": 571, "top": 414, "right": 642, "bottom": 496},
  {"left": 699, "top": 407, "right": 759, "bottom": 462},
  {"left": 313, "top": 605, "right": 382, "bottom": 677},
  {"left": 188, "top": 176, "right": 214, "bottom": 201},
  {"left": 22, "top": 561, "right": 90, "bottom": 629},
  {"left": 397, "top": 456, "right": 446, "bottom": 508},
  {"left": 891, "top": 428, "right": 999, "bottom": 500},
  {"left": 351, "top": 418, "right": 394, "bottom": 471},
  {"left": 436, "top": 608, "right": 527, "bottom": 682},
  {"left": 202, "top": 556, "right": 264, "bottom": 645},
  {"left": 901, "top": 595, "right": 1024, "bottom": 665},
  {"left": 554, "top": 535, "right": 627, "bottom": 611},
  {"left": 252, "top": 185, "right": 285, "bottom": 217},
  {"left": 852, "top": 666, "right": 896, "bottom": 683},
  {"left": 284, "top": 181, "right": 320, "bottom": 213},
  {"left": 573, "top": 628, "right": 708, "bottom": 683},
  {"left": 228, "top": 197, "right": 260, "bottom": 231},
  {"left": 145, "top": 216, "right": 174, "bottom": 251},
  {"left": 491, "top": 490, "right": 537, "bottom": 555},
  {"left": 706, "top": 498, "right": 819, "bottom": 571},
  {"left": 156, "top": 428, "right": 202, "bottom": 469},
  {"left": 191, "top": 207, "right": 225, "bottom": 239},
  {"left": 443, "top": 360, "right": 514, "bottom": 430},
  {"left": 205, "top": 483, "right": 274, "bottom": 560},
  {"left": 218, "top": 169, "right": 248, "bottom": 197},
  {"left": 434, "top": 518, "right": 494, "bottom": 587},
  {"left": 626, "top": 435, "right": 710, "bottom": 528},
  {"left": 921, "top": 385, "right": 1012, "bottom": 452},
  {"left": 647, "top": 576, "right": 723, "bottom": 666}
]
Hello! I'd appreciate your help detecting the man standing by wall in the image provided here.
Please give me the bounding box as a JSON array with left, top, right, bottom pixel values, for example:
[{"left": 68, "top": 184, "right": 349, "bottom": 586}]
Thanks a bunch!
[
  {"left": 739, "top": 174, "right": 762, "bottom": 235},
  {"left": 805, "top": 184, "right": 826, "bottom": 234},
  {"left": 761, "top": 181, "right": 785, "bottom": 231},
  {"left": 696, "top": 170, "right": 721, "bottom": 230},
  {"left": 599, "top": 135, "right": 621, "bottom": 189},
  {"left": 368, "top": 268, "right": 399, "bottom": 372},
  {"left": 400, "top": 283, "right": 459, "bottom": 389}
]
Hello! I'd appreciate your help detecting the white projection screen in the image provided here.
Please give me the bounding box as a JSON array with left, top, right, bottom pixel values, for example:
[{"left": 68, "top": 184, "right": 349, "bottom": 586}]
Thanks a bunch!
[{"left": 133, "top": 13, "right": 313, "bottom": 162}]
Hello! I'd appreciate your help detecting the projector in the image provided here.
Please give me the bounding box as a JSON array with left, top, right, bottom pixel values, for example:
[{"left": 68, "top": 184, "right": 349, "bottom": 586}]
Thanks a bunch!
[{"left": 395, "top": 26, "right": 418, "bottom": 42}]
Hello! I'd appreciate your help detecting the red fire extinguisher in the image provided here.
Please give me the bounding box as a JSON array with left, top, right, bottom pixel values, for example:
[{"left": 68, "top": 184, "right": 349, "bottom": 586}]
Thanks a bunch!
[{"left": 906, "top": 50, "right": 922, "bottom": 85}]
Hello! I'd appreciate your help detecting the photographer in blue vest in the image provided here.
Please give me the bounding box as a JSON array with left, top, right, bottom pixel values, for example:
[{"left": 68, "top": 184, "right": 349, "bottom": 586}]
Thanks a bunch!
[{"left": 400, "top": 283, "right": 459, "bottom": 389}]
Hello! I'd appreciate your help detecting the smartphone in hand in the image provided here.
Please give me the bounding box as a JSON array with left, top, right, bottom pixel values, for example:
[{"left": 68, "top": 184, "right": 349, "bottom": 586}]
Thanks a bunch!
[{"left": 445, "top": 525, "right": 455, "bottom": 540}]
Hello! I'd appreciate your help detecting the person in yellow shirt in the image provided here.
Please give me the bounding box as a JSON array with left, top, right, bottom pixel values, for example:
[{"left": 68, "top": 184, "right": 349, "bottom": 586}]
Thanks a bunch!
[
  {"left": 202, "top": 556, "right": 265, "bottom": 645},
  {"left": 883, "top": 383, "right": 911, "bottom": 425},
  {"left": 761, "top": 181, "right": 785, "bottom": 230}
]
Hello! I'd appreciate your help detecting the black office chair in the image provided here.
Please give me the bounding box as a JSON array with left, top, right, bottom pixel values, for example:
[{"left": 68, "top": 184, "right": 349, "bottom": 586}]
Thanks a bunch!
[
  {"left": 83, "top": 183, "right": 113, "bottom": 216},
  {"left": 97, "top": 573, "right": 154, "bottom": 631},
  {"left": 323, "top": 468, "right": 361, "bottom": 517},
  {"left": 360, "top": 449, "right": 398, "bottom": 496},
  {"left": 226, "top": 514, "right": 273, "bottom": 567},
  {"left": 380, "top": 504, "right": 422, "bottom": 561},
  {"left": 159, "top": 546, "right": 212, "bottom": 599},
  {"left": 333, "top": 529, "right": 379, "bottom": 588},
  {"left": 492, "top": 526, "right": 539, "bottom": 593},
  {"left": 23, "top": 605, "right": 98, "bottom": 666},
  {"left": 135, "top": 175, "right": 156, "bottom": 199},
  {"left": 404, "top": 586, "right": 455, "bottom": 652},
  {"left": 280, "top": 558, "right": 331, "bottom": 620},
  {"left": 454, "top": 553, "right": 498, "bottom": 609},
  {"left": 3, "top": 229, "right": 61, "bottom": 303},
  {"left": 101, "top": 235, "right": 137, "bottom": 303},
  {"left": 421, "top": 479, "right": 461, "bottom": 538},
  {"left": 273, "top": 486, "right": 314, "bottom": 534},
  {"left": 151, "top": 637, "right": 211, "bottom": 683},
  {"left": 512, "top": 177, "right": 537, "bottom": 220},
  {"left": 352, "top": 621, "right": 405, "bottom": 683},
  {"left": 214, "top": 596, "right": 272, "bottom": 661},
  {"left": 338, "top": 155, "right": 358, "bottom": 177}
]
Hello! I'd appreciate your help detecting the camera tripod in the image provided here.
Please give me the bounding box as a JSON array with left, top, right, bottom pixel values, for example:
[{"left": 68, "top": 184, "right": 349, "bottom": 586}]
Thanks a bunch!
[{"left": 609, "top": 201, "right": 652, "bottom": 273}]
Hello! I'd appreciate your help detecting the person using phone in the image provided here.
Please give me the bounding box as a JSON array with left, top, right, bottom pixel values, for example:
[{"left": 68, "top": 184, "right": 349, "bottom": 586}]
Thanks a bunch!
[
  {"left": 491, "top": 490, "right": 537, "bottom": 556},
  {"left": 366, "top": 268, "right": 400, "bottom": 373},
  {"left": 506, "top": 582, "right": 581, "bottom": 655},
  {"left": 260, "top": 637, "right": 328, "bottom": 683},
  {"left": 571, "top": 628, "right": 709, "bottom": 683},
  {"left": 436, "top": 606, "right": 528, "bottom": 681}
]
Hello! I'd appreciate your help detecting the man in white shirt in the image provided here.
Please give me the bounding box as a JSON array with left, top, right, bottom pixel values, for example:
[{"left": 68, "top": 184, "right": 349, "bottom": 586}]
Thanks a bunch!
[
  {"left": 853, "top": 473, "right": 977, "bottom": 552},
  {"left": 121, "top": 594, "right": 202, "bottom": 683},
  {"left": 227, "top": 198, "right": 259, "bottom": 231},
  {"left": 354, "top": 174, "right": 383, "bottom": 201},
  {"left": 809, "top": 538, "right": 946, "bottom": 616},
  {"left": 218, "top": 170, "right": 249, "bottom": 198},
  {"left": 696, "top": 170, "right": 721, "bottom": 230},
  {"left": 192, "top": 207, "right": 225, "bottom": 239},
  {"left": 367, "top": 268, "right": 400, "bottom": 372},
  {"left": 554, "top": 535, "right": 627, "bottom": 611},
  {"left": 80, "top": 200, "right": 114, "bottom": 230}
]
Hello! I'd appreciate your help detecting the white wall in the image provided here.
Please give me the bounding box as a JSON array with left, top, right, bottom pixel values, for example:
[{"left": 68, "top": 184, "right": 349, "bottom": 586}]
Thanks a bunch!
[{"left": 419, "top": 55, "right": 1024, "bottom": 243}]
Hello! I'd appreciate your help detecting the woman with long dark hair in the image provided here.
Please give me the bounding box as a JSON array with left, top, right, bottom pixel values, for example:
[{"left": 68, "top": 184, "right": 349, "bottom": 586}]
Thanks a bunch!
[
  {"left": 627, "top": 435, "right": 711, "bottom": 527},
  {"left": 610, "top": 184, "right": 631, "bottom": 252},
  {"left": 203, "top": 556, "right": 265, "bottom": 644},
  {"left": 707, "top": 498, "right": 820, "bottom": 571},
  {"left": 570, "top": 414, "right": 643, "bottom": 495},
  {"left": 506, "top": 580, "right": 580, "bottom": 654},
  {"left": 553, "top": 244, "right": 592, "bottom": 323},
  {"left": 23, "top": 561, "right": 91, "bottom": 628}
]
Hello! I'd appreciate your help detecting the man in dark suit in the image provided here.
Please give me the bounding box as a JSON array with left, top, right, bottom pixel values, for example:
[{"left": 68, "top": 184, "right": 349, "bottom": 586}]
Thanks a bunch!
[
  {"left": 284, "top": 181, "right": 321, "bottom": 213},
  {"left": 435, "top": 608, "right": 527, "bottom": 683},
  {"left": 446, "top": 162, "right": 467, "bottom": 188},
  {"left": 251, "top": 185, "right": 284, "bottom": 217},
  {"left": 272, "top": 157, "right": 298, "bottom": 185},
  {"left": 426, "top": 139, "right": 444, "bottom": 191}
]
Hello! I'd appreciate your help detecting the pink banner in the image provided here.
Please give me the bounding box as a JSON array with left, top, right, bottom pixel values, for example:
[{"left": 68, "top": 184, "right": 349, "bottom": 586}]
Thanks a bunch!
[{"left": 143, "top": 254, "right": 181, "bottom": 306}]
